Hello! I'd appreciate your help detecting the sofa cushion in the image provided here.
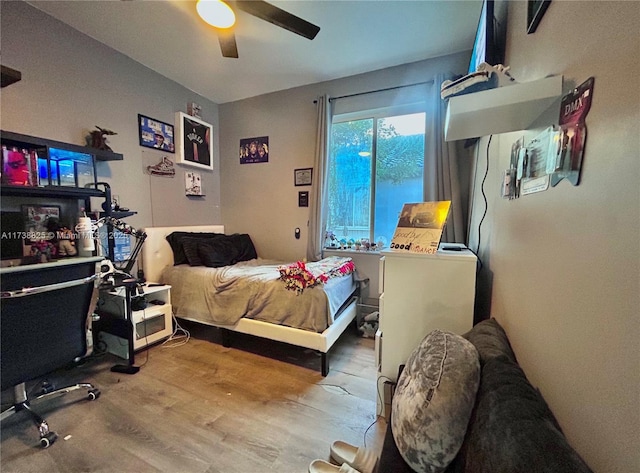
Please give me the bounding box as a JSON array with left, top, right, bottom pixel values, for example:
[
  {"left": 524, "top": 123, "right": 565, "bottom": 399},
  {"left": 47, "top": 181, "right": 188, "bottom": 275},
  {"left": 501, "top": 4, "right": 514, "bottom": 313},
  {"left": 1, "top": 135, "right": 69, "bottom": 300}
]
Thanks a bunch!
[
  {"left": 450, "top": 318, "right": 593, "bottom": 473},
  {"left": 463, "top": 317, "right": 517, "bottom": 365},
  {"left": 391, "top": 330, "right": 480, "bottom": 473}
]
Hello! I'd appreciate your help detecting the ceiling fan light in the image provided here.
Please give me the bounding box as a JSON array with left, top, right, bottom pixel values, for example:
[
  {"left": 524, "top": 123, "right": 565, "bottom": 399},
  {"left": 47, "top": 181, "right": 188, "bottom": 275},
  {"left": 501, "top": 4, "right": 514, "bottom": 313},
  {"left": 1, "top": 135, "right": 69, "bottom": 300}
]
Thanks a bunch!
[{"left": 196, "top": 0, "right": 236, "bottom": 29}]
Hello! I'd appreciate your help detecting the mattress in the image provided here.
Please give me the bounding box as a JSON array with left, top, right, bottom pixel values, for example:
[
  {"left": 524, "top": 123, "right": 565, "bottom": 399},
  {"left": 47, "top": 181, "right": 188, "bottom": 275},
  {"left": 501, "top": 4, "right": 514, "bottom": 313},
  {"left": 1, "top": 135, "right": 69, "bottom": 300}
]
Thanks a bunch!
[{"left": 160, "top": 258, "right": 357, "bottom": 333}]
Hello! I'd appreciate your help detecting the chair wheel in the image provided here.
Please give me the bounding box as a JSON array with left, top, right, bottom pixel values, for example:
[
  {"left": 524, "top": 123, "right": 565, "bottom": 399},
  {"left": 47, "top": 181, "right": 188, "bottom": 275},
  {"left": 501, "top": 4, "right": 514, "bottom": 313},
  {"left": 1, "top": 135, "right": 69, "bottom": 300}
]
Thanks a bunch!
[
  {"left": 87, "top": 388, "right": 101, "bottom": 400},
  {"left": 40, "top": 431, "right": 58, "bottom": 448}
]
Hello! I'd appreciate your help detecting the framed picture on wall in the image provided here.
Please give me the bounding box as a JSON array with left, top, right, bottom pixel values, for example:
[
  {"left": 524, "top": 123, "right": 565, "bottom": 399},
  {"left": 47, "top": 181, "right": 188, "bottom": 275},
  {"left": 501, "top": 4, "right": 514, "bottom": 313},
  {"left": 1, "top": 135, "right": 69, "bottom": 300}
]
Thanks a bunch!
[
  {"left": 176, "top": 112, "right": 214, "bottom": 171},
  {"left": 527, "top": 0, "right": 551, "bottom": 34},
  {"left": 294, "top": 168, "right": 313, "bottom": 186},
  {"left": 239, "top": 136, "right": 269, "bottom": 164},
  {"left": 185, "top": 171, "right": 204, "bottom": 196},
  {"left": 21, "top": 205, "right": 60, "bottom": 243},
  {"left": 138, "top": 114, "right": 175, "bottom": 153}
]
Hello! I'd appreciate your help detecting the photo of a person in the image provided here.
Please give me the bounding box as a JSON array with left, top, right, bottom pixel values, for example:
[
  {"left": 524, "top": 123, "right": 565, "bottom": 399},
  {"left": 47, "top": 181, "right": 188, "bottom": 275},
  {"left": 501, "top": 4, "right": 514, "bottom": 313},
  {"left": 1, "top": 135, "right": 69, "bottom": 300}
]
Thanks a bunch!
[
  {"left": 154, "top": 133, "right": 169, "bottom": 150},
  {"left": 239, "top": 136, "right": 269, "bottom": 164},
  {"left": 138, "top": 114, "right": 175, "bottom": 153}
]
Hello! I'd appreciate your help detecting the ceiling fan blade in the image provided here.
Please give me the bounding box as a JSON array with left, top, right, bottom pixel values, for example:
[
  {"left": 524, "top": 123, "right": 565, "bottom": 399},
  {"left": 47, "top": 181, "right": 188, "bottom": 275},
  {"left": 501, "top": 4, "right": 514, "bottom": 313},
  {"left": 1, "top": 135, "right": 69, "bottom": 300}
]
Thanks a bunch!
[
  {"left": 233, "top": 0, "right": 320, "bottom": 40},
  {"left": 217, "top": 30, "right": 239, "bottom": 58}
]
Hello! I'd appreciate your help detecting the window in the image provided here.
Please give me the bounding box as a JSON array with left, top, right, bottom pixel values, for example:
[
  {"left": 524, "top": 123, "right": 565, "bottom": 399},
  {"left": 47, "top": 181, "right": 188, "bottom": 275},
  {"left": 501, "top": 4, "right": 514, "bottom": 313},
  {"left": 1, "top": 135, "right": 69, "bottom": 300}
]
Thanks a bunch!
[{"left": 327, "top": 110, "right": 426, "bottom": 247}]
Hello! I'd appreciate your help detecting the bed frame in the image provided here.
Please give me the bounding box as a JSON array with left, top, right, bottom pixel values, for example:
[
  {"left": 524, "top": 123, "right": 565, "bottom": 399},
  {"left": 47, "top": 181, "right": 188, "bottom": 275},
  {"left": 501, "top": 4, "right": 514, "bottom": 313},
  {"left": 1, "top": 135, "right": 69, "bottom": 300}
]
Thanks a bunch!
[{"left": 141, "top": 225, "right": 358, "bottom": 375}]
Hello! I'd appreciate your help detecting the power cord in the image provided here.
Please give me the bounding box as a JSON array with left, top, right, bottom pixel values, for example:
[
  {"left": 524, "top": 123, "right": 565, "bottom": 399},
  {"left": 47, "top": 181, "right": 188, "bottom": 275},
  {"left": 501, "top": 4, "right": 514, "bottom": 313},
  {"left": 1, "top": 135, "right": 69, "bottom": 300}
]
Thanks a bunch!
[
  {"left": 360, "top": 374, "right": 394, "bottom": 449},
  {"left": 474, "top": 135, "right": 492, "bottom": 272},
  {"left": 161, "top": 312, "right": 191, "bottom": 348}
]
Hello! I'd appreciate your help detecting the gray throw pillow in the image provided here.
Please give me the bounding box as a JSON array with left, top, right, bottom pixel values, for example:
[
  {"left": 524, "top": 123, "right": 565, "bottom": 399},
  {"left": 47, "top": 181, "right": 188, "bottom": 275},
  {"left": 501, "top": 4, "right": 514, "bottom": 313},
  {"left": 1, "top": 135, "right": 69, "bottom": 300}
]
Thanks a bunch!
[{"left": 391, "top": 330, "right": 480, "bottom": 473}]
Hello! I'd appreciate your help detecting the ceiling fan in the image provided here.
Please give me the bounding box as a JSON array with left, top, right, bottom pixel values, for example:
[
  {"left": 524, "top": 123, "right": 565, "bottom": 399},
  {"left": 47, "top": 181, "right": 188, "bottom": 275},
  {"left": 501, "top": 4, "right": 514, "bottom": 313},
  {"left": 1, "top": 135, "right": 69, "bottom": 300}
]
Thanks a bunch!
[{"left": 196, "top": 0, "right": 321, "bottom": 58}]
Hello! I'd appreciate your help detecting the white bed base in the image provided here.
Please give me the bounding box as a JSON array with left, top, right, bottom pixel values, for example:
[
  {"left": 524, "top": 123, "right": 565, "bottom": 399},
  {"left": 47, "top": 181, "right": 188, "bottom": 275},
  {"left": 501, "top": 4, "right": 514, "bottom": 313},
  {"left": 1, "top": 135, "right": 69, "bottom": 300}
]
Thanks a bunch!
[{"left": 141, "top": 225, "right": 358, "bottom": 375}]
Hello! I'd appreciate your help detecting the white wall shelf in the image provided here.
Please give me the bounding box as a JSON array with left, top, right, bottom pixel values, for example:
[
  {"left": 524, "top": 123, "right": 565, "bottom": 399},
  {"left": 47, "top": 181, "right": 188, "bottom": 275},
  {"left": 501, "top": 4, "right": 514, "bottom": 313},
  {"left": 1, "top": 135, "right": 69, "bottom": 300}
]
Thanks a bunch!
[{"left": 444, "top": 75, "right": 563, "bottom": 141}]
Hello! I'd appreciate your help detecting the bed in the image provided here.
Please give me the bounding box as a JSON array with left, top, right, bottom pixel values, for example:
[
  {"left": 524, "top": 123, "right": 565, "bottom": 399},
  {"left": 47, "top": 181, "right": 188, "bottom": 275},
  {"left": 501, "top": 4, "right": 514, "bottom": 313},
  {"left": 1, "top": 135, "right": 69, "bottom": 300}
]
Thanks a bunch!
[{"left": 141, "top": 225, "right": 359, "bottom": 375}]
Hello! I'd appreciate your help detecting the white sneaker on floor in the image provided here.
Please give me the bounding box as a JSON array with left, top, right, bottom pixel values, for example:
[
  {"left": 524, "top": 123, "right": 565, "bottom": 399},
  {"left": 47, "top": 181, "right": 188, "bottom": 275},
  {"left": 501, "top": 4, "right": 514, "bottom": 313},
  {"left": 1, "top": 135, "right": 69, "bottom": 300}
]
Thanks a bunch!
[
  {"left": 309, "top": 459, "right": 361, "bottom": 473},
  {"left": 330, "top": 441, "right": 377, "bottom": 473}
]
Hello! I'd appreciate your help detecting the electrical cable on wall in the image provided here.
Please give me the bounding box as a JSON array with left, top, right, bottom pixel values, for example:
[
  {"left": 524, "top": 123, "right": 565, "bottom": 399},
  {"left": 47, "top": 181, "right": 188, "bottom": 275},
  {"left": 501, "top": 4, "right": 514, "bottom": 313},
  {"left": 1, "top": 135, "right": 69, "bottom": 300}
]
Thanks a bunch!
[{"left": 474, "top": 135, "right": 492, "bottom": 272}]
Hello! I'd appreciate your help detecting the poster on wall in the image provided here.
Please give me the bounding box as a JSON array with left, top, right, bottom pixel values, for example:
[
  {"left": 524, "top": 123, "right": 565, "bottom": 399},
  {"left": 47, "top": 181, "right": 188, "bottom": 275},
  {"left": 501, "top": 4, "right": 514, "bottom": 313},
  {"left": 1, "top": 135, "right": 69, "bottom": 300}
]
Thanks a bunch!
[
  {"left": 185, "top": 171, "right": 204, "bottom": 196},
  {"left": 138, "top": 114, "right": 175, "bottom": 153},
  {"left": 239, "top": 136, "right": 269, "bottom": 164},
  {"left": 390, "top": 201, "right": 451, "bottom": 254},
  {"left": 550, "top": 76, "right": 594, "bottom": 187}
]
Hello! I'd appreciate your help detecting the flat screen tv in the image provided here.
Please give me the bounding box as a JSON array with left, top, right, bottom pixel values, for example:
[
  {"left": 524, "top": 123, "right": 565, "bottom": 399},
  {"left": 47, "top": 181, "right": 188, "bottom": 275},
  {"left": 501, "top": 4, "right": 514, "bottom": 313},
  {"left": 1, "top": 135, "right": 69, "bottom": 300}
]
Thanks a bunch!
[{"left": 468, "top": 0, "right": 508, "bottom": 73}]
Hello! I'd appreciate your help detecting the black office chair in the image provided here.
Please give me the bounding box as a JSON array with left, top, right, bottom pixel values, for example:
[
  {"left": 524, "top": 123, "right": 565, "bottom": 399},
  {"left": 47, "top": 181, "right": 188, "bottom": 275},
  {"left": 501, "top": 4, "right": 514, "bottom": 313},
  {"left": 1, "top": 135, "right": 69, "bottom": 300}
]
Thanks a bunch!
[{"left": 1, "top": 257, "right": 103, "bottom": 448}]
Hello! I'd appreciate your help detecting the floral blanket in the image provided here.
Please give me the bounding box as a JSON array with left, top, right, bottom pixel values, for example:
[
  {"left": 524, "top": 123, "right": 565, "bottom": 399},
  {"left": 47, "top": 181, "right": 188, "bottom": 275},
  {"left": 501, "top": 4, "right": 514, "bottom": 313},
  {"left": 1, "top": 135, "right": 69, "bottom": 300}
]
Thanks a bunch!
[{"left": 278, "top": 256, "right": 355, "bottom": 294}]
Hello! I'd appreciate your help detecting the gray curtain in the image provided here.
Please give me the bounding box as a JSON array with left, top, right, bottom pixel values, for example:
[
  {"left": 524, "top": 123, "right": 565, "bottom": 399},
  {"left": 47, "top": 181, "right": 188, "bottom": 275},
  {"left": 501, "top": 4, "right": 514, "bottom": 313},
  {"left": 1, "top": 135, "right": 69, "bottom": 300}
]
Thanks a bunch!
[
  {"left": 424, "top": 74, "right": 468, "bottom": 243},
  {"left": 306, "top": 95, "right": 332, "bottom": 261}
]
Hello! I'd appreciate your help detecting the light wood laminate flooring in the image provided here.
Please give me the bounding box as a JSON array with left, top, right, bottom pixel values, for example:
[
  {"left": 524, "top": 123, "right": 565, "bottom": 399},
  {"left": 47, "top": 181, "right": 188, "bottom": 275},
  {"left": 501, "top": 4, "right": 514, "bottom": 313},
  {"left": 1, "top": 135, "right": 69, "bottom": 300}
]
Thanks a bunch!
[{"left": 1, "top": 321, "right": 386, "bottom": 473}]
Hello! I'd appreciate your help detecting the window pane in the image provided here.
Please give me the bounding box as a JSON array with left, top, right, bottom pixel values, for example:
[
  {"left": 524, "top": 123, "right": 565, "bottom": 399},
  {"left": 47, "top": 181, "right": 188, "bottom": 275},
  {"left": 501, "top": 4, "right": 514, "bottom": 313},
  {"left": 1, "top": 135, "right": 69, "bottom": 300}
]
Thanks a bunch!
[
  {"left": 327, "top": 112, "right": 425, "bottom": 248},
  {"left": 374, "top": 113, "right": 425, "bottom": 243},
  {"left": 327, "top": 119, "right": 373, "bottom": 242}
]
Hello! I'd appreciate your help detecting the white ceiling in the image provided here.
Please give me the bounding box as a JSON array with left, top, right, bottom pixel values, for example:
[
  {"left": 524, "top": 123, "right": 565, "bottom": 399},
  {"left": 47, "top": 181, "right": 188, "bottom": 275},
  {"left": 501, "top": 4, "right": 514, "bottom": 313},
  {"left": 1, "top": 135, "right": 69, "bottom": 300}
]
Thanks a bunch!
[{"left": 28, "top": 0, "right": 481, "bottom": 104}]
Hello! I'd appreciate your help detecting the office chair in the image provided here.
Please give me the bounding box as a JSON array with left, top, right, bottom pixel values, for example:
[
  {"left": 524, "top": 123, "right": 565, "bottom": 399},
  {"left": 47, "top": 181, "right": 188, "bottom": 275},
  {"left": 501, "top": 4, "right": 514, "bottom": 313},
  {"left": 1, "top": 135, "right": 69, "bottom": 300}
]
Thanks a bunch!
[{"left": 1, "top": 257, "right": 103, "bottom": 448}]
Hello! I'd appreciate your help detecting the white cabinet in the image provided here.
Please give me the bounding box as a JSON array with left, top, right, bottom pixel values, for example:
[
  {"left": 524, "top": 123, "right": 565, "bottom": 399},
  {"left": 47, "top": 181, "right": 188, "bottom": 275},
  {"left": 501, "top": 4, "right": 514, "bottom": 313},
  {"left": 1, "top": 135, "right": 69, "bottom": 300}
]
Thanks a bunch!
[
  {"left": 376, "top": 248, "right": 477, "bottom": 414},
  {"left": 97, "top": 284, "right": 173, "bottom": 355}
]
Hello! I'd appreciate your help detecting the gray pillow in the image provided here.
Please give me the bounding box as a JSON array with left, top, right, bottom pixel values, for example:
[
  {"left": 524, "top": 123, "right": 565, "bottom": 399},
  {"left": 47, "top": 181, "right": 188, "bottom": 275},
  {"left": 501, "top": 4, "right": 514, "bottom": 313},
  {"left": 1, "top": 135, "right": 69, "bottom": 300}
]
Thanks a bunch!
[{"left": 391, "top": 330, "right": 480, "bottom": 473}]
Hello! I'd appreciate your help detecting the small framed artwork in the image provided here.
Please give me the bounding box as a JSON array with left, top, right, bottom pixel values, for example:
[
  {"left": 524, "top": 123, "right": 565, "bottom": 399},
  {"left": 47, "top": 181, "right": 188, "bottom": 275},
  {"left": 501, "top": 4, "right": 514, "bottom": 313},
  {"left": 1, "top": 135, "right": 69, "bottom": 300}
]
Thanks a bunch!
[
  {"left": 527, "top": 0, "right": 551, "bottom": 34},
  {"left": 239, "top": 136, "right": 269, "bottom": 164},
  {"left": 138, "top": 114, "right": 175, "bottom": 153},
  {"left": 294, "top": 168, "right": 313, "bottom": 186},
  {"left": 22, "top": 205, "right": 60, "bottom": 243},
  {"left": 298, "top": 191, "right": 309, "bottom": 207},
  {"left": 185, "top": 171, "right": 204, "bottom": 196},
  {"left": 176, "top": 112, "right": 214, "bottom": 171}
]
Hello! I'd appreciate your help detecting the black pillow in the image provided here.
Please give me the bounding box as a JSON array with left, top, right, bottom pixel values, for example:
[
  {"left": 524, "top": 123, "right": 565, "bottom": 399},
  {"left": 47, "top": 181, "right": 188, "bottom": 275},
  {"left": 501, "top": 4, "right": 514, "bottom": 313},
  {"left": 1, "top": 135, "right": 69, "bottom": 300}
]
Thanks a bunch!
[
  {"left": 180, "top": 237, "right": 208, "bottom": 266},
  {"left": 197, "top": 238, "right": 241, "bottom": 268},
  {"left": 225, "top": 233, "right": 257, "bottom": 263},
  {"left": 165, "top": 232, "right": 224, "bottom": 265}
]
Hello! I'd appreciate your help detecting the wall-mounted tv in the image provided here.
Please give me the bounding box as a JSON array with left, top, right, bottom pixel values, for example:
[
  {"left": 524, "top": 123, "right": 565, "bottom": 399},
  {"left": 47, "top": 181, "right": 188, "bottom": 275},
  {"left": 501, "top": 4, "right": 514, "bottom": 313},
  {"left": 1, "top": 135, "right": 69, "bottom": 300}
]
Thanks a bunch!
[{"left": 468, "top": 0, "right": 508, "bottom": 73}]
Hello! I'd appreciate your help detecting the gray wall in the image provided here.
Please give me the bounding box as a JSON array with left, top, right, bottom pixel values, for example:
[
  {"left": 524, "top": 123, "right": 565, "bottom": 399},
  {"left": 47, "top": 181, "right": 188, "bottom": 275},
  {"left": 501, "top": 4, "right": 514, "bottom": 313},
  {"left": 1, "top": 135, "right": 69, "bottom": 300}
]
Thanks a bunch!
[
  {"left": 467, "top": 2, "right": 639, "bottom": 472},
  {"left": 1, "top": 1, "right": 222, "bottom": 232},
  {"left": 218, "top": 52, "right": 469, "bottom": 261}
]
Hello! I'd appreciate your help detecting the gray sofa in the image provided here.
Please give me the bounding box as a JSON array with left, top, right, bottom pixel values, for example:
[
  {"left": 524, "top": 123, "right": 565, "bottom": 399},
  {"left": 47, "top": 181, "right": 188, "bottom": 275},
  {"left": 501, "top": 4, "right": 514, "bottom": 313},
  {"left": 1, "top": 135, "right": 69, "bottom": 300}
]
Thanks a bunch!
[{"left": 375, "top": 318, "right": 593, "bottom": 473}]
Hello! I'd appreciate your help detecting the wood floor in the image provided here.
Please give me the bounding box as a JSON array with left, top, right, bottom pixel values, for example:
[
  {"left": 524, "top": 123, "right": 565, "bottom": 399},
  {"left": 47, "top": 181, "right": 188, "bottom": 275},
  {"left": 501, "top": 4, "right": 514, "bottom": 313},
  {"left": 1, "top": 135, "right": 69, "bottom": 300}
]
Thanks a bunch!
[{"left": 1, "top": 321, "right": 386, "bottom": 473}]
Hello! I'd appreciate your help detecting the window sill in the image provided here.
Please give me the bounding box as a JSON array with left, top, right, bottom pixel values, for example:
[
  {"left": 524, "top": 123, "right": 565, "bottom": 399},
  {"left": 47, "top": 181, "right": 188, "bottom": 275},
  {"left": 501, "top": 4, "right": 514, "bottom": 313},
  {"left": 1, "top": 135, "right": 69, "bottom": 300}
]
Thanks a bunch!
[{"left": 323, "top": 248, "right": 383, "bottom": 256}]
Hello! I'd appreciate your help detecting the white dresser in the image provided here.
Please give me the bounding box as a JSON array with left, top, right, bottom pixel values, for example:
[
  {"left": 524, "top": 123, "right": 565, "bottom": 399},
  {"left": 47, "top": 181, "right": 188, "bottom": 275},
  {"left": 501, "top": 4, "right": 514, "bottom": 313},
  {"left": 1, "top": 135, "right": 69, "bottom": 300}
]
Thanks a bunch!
[{"left": 377, "top": 247, "right": 477, "bottom": 415}]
